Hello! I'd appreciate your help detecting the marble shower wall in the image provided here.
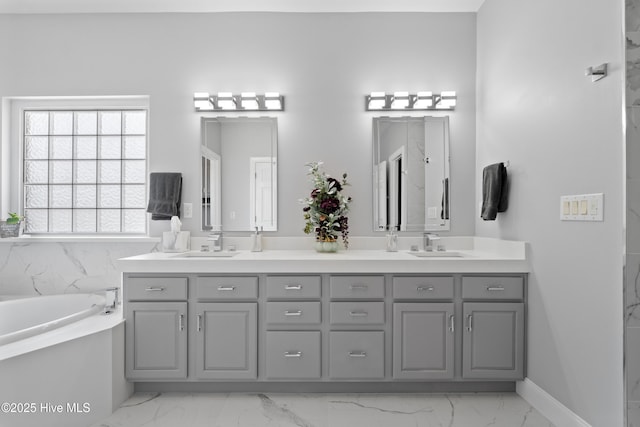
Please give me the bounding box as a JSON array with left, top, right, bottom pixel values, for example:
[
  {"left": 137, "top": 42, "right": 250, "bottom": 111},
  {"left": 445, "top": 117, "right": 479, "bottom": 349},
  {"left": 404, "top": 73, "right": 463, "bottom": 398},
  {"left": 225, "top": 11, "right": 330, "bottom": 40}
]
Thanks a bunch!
[
  {"left": 628, "top": 0, "right": 640, "bottom": 425},
  {"left": 0, "top": 242, "right": 157, "bottom": 296}
]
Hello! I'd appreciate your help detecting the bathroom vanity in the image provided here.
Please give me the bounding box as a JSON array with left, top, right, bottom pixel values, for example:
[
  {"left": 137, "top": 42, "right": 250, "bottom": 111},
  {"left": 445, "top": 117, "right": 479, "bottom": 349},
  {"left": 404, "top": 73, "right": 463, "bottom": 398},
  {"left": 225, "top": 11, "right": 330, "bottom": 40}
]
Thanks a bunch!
[{"left": 117, "top": 238, "right": 528, "bottom": 392}]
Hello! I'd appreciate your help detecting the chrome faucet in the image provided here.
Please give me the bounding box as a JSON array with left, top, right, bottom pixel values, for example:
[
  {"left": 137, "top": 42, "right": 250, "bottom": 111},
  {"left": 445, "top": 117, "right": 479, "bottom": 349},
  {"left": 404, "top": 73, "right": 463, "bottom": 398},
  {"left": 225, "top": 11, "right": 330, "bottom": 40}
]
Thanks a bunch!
[
  {"left": 208, "top": 231, "right": 223, "bottom": 252},
  {"left": 424, "top": 233, "right": 441, "bottom": 252}
]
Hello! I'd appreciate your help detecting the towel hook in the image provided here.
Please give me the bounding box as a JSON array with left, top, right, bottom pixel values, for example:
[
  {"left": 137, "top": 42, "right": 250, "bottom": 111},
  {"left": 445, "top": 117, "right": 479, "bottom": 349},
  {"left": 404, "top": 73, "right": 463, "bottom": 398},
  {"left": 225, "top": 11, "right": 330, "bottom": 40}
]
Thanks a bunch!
[{"left": 585, "top": 63, "right": 607, "bottom": 82}]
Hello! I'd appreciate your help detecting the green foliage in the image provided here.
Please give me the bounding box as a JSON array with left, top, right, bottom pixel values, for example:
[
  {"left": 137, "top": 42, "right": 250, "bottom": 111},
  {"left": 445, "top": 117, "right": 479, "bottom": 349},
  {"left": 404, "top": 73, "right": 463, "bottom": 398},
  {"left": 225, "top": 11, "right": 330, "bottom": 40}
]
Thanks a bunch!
[{"left": 6, "top": 212, "right": 22, "bottom": 225}]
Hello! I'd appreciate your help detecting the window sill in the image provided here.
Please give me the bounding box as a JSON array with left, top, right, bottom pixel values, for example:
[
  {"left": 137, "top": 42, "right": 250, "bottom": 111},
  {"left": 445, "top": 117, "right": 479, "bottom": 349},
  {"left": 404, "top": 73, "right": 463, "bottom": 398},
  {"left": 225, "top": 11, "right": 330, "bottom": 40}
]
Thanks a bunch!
[{"left": 0, "top": 235, "right": 161, "bottom": 244}]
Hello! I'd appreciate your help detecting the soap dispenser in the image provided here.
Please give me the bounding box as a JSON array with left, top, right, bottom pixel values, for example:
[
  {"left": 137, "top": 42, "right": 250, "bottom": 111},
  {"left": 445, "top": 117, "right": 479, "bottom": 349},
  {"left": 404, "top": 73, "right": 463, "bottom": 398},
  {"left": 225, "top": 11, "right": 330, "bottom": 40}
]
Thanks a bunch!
[
  {"left": 386, "top": 227, "right": 398, "bottom": 252},
  {"left": 251, "top": 226, "right": 263, "bottom": 252}
]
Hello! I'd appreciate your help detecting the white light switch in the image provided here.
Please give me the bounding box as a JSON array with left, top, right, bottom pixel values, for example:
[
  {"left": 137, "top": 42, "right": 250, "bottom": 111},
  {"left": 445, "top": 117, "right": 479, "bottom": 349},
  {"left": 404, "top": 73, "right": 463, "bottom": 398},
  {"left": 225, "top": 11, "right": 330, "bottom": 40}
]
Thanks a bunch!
[
  {"left": 560, "top": 193, "right": 603, "bottom": 221},
  {"left": 579, "top": 200, "right": 588, "bottom": 215},
  {"left": 570, "top": 201, "right": 579, "bottom": 215},
  {"left": 183, "top": 203, "right": 193, "bottom": 218}
]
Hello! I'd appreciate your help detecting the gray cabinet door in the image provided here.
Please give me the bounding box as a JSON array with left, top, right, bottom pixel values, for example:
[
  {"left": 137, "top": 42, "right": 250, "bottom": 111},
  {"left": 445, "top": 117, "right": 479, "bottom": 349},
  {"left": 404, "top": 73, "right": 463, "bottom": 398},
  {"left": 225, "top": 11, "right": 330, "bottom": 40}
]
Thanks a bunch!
[
  {"left": 125, "top": 301, "right": 187, "bottom": 379},
  {"left": 195, "top": 302, "right": 257, "bottom": 380},
  {"left": 392, "top": 303, "right": 454, "bottom": 380},
  {"left": 462, "top": 302, "right": 524, "bottom": 380}
]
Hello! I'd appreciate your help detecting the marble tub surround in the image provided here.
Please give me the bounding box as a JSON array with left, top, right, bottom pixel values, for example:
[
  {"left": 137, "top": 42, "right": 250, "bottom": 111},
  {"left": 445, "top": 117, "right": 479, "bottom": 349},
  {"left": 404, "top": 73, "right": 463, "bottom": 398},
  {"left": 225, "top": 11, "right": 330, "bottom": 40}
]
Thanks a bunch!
[
  {"left": 0, "top": 240, "right": 158, "bottom": 296},
  {"left": 91, "top": 392, "right": 554, "bottom": 427},
  {"left": 117, "top": 237, "right": 528, "bottom": 274}
]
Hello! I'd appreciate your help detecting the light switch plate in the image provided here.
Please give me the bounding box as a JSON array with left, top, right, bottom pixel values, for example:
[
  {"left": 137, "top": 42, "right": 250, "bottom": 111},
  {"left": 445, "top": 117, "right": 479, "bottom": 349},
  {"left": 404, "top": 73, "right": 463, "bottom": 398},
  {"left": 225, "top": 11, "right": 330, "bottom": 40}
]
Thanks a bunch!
[
  {"left": 183, "top": 203, "right": 193, "bottom": 218},
  {"left": 560, "top": 193, "right": 603, "bottom": 221}
]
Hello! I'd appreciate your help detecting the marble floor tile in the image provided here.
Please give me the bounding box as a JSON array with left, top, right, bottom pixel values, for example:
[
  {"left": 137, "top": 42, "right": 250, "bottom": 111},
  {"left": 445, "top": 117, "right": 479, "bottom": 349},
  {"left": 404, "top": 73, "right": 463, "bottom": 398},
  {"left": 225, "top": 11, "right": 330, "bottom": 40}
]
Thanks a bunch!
[{"left": 91, "top": 392, "right": 555, "bottom": 427}]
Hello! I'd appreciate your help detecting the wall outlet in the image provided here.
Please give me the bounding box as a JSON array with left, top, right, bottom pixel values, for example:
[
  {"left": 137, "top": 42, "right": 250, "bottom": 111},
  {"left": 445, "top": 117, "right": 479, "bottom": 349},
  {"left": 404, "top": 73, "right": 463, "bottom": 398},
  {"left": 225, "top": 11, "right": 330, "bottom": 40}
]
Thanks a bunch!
[
  {"left": 183, "top": 203, "right": 193, "bottom": 218},
  {"left": 560, "top": 193, "right": 603, "bottom": 221}
]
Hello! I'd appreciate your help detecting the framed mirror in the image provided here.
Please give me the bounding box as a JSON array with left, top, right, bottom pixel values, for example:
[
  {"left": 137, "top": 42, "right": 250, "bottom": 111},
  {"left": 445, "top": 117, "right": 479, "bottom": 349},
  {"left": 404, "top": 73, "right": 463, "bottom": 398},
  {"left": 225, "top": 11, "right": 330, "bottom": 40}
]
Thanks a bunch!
[
  {"left": 372, "top": 116, "right": 450, "bottom": 232},
  {"left": 201, "top": 117, "right": 278, "bottom": 231}
]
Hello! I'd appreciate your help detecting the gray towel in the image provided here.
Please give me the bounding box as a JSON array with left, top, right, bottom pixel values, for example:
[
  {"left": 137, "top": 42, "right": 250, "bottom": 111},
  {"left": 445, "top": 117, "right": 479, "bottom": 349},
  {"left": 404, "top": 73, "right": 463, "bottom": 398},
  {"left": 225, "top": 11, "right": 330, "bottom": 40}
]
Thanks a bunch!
[
  {"left": 441, "top": 177, "right": 449, "bottom": 220},
  {"left": 147, "top": 173, "right": 182, "bottom": 220},
  {"left": 481, "top": 163, "right": 508, "bottom": 221}
]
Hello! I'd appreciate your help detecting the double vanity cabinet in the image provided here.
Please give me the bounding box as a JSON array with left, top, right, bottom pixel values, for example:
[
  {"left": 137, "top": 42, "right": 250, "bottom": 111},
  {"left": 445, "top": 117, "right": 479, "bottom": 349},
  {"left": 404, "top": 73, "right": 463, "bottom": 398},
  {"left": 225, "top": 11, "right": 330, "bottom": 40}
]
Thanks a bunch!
[{"left": 123, "top": 266, "right": 526, "bottom": 391}]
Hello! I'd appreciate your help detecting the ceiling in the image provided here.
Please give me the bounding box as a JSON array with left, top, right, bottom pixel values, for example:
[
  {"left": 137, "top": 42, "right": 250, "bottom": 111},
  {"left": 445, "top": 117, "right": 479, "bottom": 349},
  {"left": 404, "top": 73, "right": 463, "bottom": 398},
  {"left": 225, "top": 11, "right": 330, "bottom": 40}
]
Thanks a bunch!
[{"left": 0, "top": 0, "right": 485, "bottom": 14}]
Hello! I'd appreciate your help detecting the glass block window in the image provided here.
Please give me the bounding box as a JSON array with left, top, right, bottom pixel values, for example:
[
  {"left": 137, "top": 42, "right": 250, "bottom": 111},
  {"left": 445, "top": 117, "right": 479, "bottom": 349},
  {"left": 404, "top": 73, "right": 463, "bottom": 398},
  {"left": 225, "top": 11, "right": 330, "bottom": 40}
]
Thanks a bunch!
[{"left": 23, "top": 109, "right": 147, "bottom": 234}]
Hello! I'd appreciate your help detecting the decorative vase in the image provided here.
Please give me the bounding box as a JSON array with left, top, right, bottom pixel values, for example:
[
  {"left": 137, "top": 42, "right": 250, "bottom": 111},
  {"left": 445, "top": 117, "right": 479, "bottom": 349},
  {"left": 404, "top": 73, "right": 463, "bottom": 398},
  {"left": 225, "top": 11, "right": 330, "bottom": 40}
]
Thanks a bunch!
[
  {"left": 0, "top": 221, "right": 21, "bottom": 238},
  {"left": 315, "top": 239, "right": 339, "bottom": 253}
]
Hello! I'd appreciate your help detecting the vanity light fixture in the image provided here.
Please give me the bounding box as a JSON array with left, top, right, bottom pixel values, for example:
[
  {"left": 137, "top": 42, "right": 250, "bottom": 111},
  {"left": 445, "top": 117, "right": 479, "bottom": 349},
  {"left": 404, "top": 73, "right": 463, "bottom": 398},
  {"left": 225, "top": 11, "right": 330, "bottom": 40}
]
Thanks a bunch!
[
  {"left": 193, "top": 92, "right": 285, "bottom": 112},
  {"left": 414, "top": 91, "right": 434, "bottom": 109},
  {"left": 240, "top": 92, "right": 259, "bottom": 110},
  {"left": 365, "top": 91, "right": 456, "bottom": 111},
  {"left": 264, "top": 92, "right": 283, "bottom": 110},
  {"left": 194, "top": 93, "right": 214, "bottom": 111},
  {"left": 368, "top": 92, "right": 386, "bottom": 110},
  {"left": 391, "top": 91, "right": 410, "bottom": 109},
  {"left": 436, "top": 91, "right": 457, "bottom": 109},
  {"left": 217, "top": 92, "right": 236, "bottom": 110}
]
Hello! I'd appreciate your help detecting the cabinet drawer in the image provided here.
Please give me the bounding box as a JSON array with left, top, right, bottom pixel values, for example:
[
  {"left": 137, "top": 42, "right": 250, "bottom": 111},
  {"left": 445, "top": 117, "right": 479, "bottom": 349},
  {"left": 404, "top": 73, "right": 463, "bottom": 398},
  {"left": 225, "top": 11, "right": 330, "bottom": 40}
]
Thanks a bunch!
[
  {"left": 329, "top": 331, "right": 384, "bottom": 379},
  {"left": 196, "top": 276, "right": 258, "bottom": 300},
  {"left": 462, "top": 276, "right": 523, "bottom": 300},
  {"left": 393, "top": 276, "right": 454, "bottom": 300},
  {"left": 266, "top": 302, "right": 321, "bottom": 325},
  {"left": 266, "top": 276, "right": 321, "bottom": 299},
  {"left": 330, "top": 302, "right": 385, "bottom": 325},
  {"left": 330, "top": 276, "right": 385, "bottom": 299},
  {"left": 265, "top": 331, "right": 321, "bottom": 379},
  {"left": 126, "top": 277, "right": 188, "bottom": 301}
]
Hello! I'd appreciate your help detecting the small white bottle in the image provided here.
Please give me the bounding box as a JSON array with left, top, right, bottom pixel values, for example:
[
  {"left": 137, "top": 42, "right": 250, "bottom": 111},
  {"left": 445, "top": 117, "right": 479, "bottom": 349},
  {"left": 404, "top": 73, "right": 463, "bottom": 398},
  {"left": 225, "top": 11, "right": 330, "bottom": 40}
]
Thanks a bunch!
[
  {"left": 251, "top": 226, "right": 263, "bottom": 252},
  {"left": 386, "top": 227, "right": 398, "bottom": 252}
]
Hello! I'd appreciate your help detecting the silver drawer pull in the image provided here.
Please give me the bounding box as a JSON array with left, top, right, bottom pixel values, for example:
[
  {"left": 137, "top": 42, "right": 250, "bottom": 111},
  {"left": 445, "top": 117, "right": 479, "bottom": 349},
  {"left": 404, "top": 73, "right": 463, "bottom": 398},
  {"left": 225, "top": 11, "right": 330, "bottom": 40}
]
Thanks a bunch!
[
  {"left": 145, "top": 286, "right": 165, "bottom": 292},
  {"left": 284, "top": 351, "right": 302, "bottom": 358},
  {"left": 466, "top": 314, "right": 473, "bottom": 332},
  {"left": 285, "top": 284, "right": 302, "bottom": 290},
  {"left": 179, "top": 314, "right": 185, "bottom": 331},
  {"left": 285, "top": 310, "right": 302, "bottom": 316},
  {"left": 217, "top": 286, "right": 236, "bottom": 291},
  {"left": 349, "top": 351, "right": 367, "bottom": 358},
  {"left": 350, "top": 284, "right": 368, "bottom": 290},
  {"left": 486, "top": 286, "right": 505, "bottom": 292},
  {"left": 417, "top": 286, "right": 435, "bottom": 292},
  {"left": 349, "top": 311, "right": 368, "bottom": 317},
  {"left": 197, "top": 314, "right": 202, "bottom": 332},
  {"left": 449, "top": 314, "right": 455, "bottom": 333}
]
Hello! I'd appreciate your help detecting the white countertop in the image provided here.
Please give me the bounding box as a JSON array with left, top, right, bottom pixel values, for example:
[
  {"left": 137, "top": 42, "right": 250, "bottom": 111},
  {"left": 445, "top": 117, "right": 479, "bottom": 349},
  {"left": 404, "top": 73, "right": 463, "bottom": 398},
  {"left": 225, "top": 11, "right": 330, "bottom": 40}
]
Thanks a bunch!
[{"left": 117, "top": 237, "right": 529, "bottom": 274}]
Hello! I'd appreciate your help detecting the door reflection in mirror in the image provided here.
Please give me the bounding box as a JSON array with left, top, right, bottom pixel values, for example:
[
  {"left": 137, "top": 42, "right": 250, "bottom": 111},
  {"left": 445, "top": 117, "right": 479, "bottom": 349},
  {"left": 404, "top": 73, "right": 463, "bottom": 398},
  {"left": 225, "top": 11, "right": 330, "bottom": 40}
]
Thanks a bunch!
[
  {"left": 372, "top": 116, "right": 450, "bottom": 232},
  {"left": 201, "top": 117, "right": 278, "bottom": 232}
]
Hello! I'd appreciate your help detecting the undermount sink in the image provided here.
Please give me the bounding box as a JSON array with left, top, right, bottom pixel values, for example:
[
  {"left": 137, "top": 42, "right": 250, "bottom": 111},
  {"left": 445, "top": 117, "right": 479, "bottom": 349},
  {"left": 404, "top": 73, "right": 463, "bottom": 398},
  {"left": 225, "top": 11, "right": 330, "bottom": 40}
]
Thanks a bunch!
[
  {"left": 408, "top": 251, "right": 464, "bottom": 258},
  {"left": 172, "top": 251, "right": 240, "bottom": 258}
]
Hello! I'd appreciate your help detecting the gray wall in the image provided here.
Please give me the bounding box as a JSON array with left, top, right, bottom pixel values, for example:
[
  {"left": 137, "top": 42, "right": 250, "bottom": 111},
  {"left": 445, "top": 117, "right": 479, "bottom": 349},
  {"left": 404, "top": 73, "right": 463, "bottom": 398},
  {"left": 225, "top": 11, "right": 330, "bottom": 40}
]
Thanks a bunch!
[
  {"left": 477, "top": 1, "right": 624, "bottom": 426},
  {"left": 0, "top": 12, "right": 477, "bottom": 237}
]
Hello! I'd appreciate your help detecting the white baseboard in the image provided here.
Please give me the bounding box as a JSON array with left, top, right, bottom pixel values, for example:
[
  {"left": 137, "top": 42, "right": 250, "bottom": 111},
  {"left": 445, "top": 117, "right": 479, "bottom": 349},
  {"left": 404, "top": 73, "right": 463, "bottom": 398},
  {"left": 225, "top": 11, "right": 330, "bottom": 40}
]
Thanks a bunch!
[{"left": 516, "top": 378, "right": 592, "bottom": 427}]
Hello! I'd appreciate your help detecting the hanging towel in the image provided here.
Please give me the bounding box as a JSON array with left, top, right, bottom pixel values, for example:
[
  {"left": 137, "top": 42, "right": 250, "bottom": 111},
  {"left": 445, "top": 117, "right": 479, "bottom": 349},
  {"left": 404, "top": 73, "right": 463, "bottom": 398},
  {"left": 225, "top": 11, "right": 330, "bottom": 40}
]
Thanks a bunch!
[
  {"left": 147, "top": 173, "right": 182, "bottom": 220},
  {"left": 441, "top": 177, "right": 450, "bottom": 220},
  {"left": 481, "top": 162, "right": 508, "bottom": 221}
]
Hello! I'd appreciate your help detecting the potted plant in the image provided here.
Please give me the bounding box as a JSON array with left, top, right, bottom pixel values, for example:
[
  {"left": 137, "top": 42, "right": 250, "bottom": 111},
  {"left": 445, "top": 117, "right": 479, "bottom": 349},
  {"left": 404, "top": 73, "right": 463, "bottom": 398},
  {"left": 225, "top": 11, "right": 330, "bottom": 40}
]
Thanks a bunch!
[
  {"left": 1, "top": 212, "right": 23, "bottom": 238},
  {"left": 301, "top": 162, "right": 352, "bottom": 252}
]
